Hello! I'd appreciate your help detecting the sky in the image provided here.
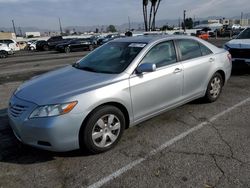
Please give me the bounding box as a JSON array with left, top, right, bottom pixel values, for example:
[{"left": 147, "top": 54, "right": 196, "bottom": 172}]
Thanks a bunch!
[{"left": 0, "top": 0, "right": 249, "bottom": 29}]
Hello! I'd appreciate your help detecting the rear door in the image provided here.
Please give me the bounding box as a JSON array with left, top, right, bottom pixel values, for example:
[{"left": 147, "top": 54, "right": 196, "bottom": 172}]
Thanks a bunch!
[
  {"left": 69, "top": 40, "right": 81, "bottom": 51},
  {"left": 175, "top": 39, "right": 214, "bottom": 99}
]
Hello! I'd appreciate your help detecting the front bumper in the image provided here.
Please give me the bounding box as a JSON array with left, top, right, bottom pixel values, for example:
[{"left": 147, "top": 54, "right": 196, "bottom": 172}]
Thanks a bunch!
[{"left": 8, "top": 95, "right": 85, "bottom": 152}]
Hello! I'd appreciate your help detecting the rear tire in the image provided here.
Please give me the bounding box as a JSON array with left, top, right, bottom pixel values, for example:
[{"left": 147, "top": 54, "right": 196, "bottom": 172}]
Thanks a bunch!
[
  {"left": 89, "top": 45, "right": 94, "bottom": 51},
  {"left": 79, "top": 105, "right": 125, "bottom": 154},
  {"left": 43, "top": 45, "right": 49, "bottom": 51},
  {"left": 65, "top": 46, "right": 71, "bottom": 53},
  {"left": 204, "top": 72, "right": 223, "bottom": 103}
]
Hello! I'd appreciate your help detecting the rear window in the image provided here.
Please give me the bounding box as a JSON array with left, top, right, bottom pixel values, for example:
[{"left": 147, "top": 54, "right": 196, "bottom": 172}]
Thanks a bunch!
[{"left": 3, "top": 40, "right": 14, "bottom": 44}]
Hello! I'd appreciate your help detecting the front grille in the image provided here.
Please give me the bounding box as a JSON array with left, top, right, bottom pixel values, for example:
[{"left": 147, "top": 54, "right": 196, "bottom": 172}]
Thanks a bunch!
[
  {"left": 229, "top": 48, "right": 250, "bottom": 59},
  {"left": 9, "top": 104, "right": 27, "bottom": 118}
]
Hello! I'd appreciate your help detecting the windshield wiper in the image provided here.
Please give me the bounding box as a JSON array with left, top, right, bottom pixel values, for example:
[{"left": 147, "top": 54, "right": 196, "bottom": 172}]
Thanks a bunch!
[
  {"left": 77, "top": 66, "right": 99, "bottom": 73},
  {"left": 72, "top": 64, "right": 116, "bottom": 74}
]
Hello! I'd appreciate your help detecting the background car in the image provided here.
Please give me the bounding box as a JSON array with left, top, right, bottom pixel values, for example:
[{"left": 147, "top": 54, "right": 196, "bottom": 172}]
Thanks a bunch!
[
  {"left": 17, "top": 41, "right": 28, "bottom": 50},
  {"left": 0, "top": 39, "right": 20, "bottom": 51},
  {"left": 197, "top": 31, "right": 209, "bottom": 40},
  {"left": 0, "top": 43, "right": 13, "bottom": 58},
  {"left": 35, "top": 40, "right": 48, "bottom": 51},
  {"left": 36, "top": 36, "right": 71, "bottom": 51},
  {"left": 224, "top": 27, "right": 250, "bottom": 68},
  {"left": 97, "top": 34, "right": 123, "bottom": 45},
  {"left": 28, "top": 41, "right": 37, "bottom": 51},
  {"left": 55, "top": 38, "right": 95, "bottom": 53}
]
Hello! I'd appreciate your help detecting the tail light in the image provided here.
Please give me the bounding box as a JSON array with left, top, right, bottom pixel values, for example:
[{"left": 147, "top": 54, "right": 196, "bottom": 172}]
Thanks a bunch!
[
  {"left": 16, "top": 43, "right": 19, "bottom": 47},
  {"left": 227, "top": 53, "right": 232, "bottom": 62}
]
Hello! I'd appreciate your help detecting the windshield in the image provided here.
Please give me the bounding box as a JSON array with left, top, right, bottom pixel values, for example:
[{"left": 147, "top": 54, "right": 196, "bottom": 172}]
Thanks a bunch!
[
  {"left": 73, "top": 42, "right": 146, "bottom": 74},
  {"left": 237, "top": 28, "right": 250, "bottom": 39}
]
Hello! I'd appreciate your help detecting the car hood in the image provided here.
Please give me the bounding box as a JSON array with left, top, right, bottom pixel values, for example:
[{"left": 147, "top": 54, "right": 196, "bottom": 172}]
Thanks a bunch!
[
  {"left": 226, "top": 39, "right": 250, "bottom": 49},
  {"left": 15, "top": 66, "right": 120, "bottom": 105}
]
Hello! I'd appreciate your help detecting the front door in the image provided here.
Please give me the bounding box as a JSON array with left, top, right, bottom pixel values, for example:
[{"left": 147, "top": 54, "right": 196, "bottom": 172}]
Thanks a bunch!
[{"left": 129, "top": 41, "right": 183, "bottom": 122}]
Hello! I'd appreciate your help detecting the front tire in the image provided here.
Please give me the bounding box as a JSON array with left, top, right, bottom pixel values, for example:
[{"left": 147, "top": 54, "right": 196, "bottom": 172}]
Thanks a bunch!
[
  {"left": 0, "top": 50, "right": 8, "bottom": 58},
  {"left": 79, "top": 105, "right": 125, "bottom": 154},
  {"left": 204, "top": 72, "right": 223, "bottom": 102}
]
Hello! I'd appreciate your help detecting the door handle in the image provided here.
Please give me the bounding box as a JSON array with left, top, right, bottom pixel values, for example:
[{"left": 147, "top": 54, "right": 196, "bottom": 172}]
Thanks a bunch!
[
  {"left": 209, "top": 58, "right": 215, "bottom": 62},
  {"left": 173, "top": 68, "right": 182, "bottom": 73}
]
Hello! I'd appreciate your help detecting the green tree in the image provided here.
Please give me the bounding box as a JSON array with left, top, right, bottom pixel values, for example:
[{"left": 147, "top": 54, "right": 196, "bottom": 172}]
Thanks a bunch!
[
  {"left": 106, "top": 25, "right": 117, "bottom": 32},
  {"left": 182, "top": 18, "right": 193, "bottom": 30},
  {"left": 161, "top": 25, "right": 173, "bottom": 31}
]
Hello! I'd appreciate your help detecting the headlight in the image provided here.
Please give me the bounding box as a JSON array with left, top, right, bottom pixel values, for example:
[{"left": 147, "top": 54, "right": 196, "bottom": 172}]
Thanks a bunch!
[{"left": 29, "top": 101, "right": 77, "bottom": 118}]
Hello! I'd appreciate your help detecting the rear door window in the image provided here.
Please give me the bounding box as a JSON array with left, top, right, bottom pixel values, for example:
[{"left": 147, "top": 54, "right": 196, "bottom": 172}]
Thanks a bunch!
[{"left": 177, "top": 39, "right": 202, "bottom": 61}]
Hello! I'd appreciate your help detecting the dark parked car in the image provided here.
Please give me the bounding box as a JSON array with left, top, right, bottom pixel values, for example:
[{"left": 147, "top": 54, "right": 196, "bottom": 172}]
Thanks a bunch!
[
  {"left": 97, "top": 34, "right": 122, "bottom": 45},
  {"left": 224, "top": 27, "right": 250, "bottom": 68},
  {"left": 36, "top": 40, "right": 49, "bottom": 51},
  {"left": 36, "top": 36, "right": 71, "bottom": 51},
  {"left": 55, "top": 38, "right": 95, "bottom": 53}
]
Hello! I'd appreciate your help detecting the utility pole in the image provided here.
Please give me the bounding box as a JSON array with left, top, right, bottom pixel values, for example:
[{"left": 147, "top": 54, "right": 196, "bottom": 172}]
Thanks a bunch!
[
  {"left": 193, "top": 15, "right": 195, "bottom": 28},
  {"left": 58, "top": 17, "right": 63, "bottom": 35},
  {"left": 183, "top": 10, "right": 186, "bottom": 32},
  {"left": 178, "top": 17, "right": 181, "bottom": 30},
  {"left": 241, "top": 12, "right": 243, "bottom": 26},
  {"left": 128, "top": 16, "right": 131, "bottom": 31},
  {"left": 12, "top": 19, "right": 17, "bottom": 38}
]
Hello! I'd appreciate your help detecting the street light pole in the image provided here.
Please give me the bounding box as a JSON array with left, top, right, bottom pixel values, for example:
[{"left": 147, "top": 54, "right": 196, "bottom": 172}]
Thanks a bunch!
[
  {"left": 59, "top": 18, "right": 63, "bottom": 35},
  {"left": 128, "top": 16, "right": 131, "bottom": 31}
]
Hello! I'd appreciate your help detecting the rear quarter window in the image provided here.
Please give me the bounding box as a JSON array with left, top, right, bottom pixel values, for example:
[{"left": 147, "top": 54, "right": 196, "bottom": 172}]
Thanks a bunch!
[{"left": 199, "top": 43, "right": 213, "bottom": 56}]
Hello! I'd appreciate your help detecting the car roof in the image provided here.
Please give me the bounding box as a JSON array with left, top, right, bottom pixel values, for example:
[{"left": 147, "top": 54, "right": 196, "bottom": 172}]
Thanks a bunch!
[
  {"left": 113, "top": 34, "right": 221, "bottom": 54},
  {"left": 112, "top": 35, "right": 202, "bottom": 44}
]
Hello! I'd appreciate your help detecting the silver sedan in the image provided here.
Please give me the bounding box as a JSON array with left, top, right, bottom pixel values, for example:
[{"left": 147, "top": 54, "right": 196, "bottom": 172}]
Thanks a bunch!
[{"left": 8, "top": 35, "right": 232, "bottom": 153}]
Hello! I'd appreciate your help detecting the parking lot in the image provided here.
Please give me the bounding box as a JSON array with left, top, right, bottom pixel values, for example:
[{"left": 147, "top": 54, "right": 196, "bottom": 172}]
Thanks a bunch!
[{"left": 0, "top": 39, "right": 250, "bottom": 188}]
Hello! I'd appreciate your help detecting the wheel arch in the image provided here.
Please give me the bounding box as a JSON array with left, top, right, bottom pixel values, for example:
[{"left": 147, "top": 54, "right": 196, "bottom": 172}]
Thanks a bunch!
[
  {"left": 216, "top": 69, "right": 226, "bottom": 86},
  {"left": 80, "top": 101, "right": 130, "bottom": 131}
]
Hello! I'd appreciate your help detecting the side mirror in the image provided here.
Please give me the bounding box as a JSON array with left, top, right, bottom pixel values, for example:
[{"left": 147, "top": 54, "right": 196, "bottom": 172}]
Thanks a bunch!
[{"left": 136, "top": 63, "right": 156, "bottom": 74}]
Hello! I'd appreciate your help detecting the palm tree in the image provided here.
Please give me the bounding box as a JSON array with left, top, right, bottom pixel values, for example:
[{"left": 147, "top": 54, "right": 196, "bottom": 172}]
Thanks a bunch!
[
  {"left": 143, "top": 0, "right": 149, "bottom": 31},
  {"left": 148, "top": 0, "right": 157, "bottom": 31},
  {"left": 152, "top": 0, "right": 161, "bottom": 30},
  {"left": 142, "top": 0, "right": 162, "bottom": 31}
]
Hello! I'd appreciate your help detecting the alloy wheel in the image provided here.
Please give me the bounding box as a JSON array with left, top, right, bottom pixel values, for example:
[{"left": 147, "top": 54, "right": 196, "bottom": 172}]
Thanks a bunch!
[
  {"left": 209, "top": 76, "right": 222, "bottom": 98},
  {"left": 91, "top": 114, "right": 121, "bottom": 148}
]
